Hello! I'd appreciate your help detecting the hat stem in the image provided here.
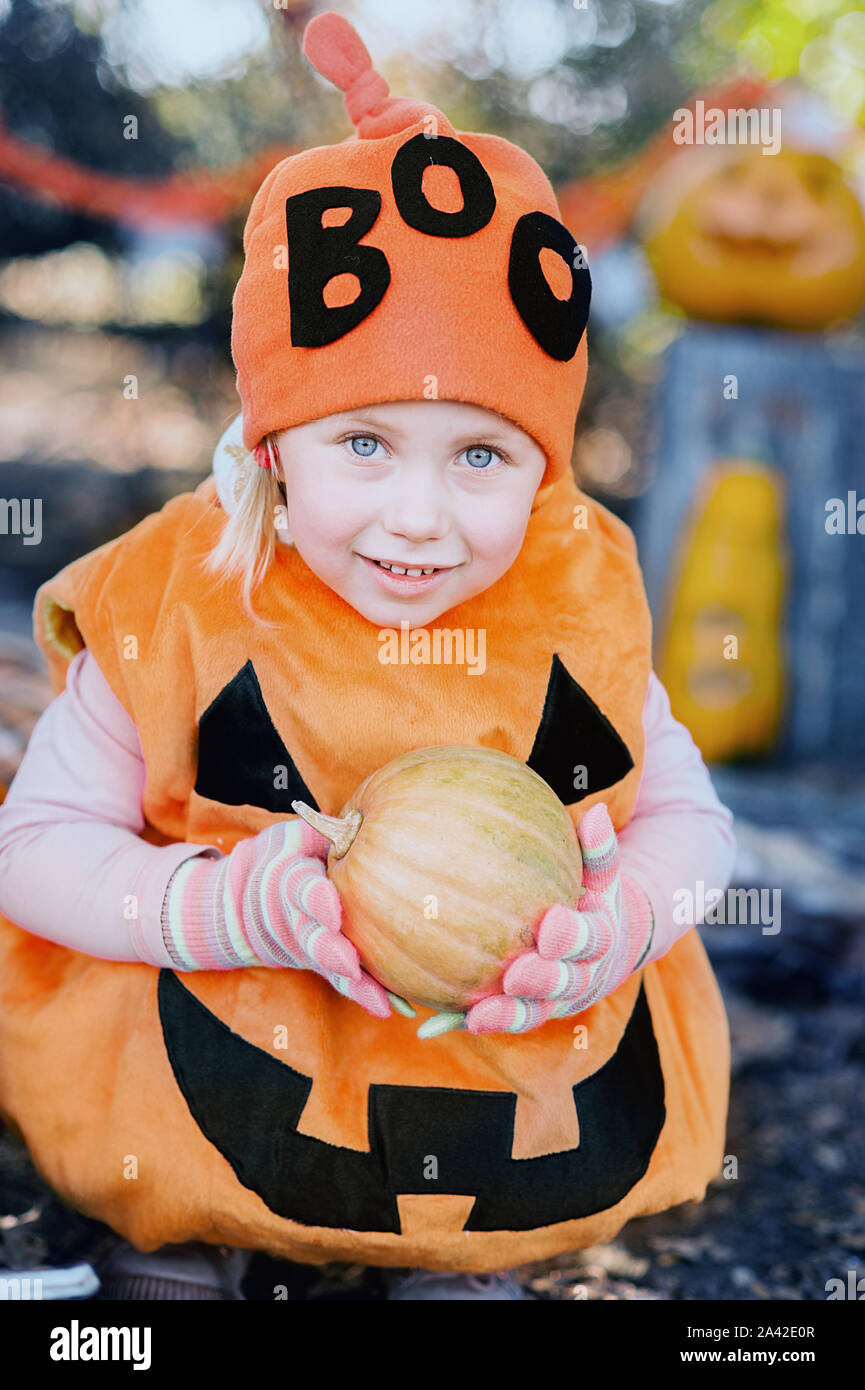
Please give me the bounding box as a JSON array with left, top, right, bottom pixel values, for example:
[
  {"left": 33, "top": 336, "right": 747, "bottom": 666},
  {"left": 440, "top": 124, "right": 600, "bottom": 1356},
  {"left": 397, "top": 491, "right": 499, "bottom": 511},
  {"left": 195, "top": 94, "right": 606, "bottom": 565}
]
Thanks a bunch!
[{"left": 302, "top": 12, "right": 389, "bottom": 126}]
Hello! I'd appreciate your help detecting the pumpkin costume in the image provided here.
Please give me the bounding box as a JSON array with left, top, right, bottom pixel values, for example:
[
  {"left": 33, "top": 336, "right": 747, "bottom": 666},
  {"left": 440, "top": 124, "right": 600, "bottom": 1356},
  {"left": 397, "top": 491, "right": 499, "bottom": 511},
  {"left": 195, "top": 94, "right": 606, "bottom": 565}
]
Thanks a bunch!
[{"left": 0, "top": 12, "right": 729, "bottom": 1273}]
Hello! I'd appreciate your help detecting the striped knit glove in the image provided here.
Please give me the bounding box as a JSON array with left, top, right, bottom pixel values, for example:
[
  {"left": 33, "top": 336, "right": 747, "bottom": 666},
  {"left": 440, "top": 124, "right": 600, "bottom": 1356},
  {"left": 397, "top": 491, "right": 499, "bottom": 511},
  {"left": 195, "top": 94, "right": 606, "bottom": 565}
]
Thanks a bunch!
[
  {"left": 161, "top": 818, "right": 413, "bottom": 1020},
  {"left": 417, "top": 802, "right": 654, "bottom": 1038}
]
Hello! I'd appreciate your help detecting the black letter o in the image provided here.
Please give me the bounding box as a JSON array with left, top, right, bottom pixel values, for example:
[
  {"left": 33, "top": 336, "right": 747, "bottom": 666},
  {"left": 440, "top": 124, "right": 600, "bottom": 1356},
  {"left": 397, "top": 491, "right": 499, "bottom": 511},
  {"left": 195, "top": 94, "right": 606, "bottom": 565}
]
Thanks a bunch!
[
  {"left": 391, "top": 133, "right": 496, "bottom": 238},
  {"left": 508, "top": 211, "right": 591, "bottom": 361}
]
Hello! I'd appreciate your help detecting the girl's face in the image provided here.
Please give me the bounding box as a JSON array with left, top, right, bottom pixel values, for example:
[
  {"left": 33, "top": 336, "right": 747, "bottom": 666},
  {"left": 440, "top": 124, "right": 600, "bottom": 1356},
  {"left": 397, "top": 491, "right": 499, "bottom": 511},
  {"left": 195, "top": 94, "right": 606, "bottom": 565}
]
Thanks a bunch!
[{"left": 274, "top": 400, "right": 547, "bottom": 628}]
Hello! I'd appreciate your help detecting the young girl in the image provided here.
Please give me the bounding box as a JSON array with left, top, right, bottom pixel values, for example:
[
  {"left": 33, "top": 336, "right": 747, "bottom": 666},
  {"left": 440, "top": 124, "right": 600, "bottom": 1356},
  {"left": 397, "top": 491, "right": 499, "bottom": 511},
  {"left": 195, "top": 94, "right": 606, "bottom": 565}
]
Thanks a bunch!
[{"left": 0, "top": 12, "right": 735, "bottom": 1301}]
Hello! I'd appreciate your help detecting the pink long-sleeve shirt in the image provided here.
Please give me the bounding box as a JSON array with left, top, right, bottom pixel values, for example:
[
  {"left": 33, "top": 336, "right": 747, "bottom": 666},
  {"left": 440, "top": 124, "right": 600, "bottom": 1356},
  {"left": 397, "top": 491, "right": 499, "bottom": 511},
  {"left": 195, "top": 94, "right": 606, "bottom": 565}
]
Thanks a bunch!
[{"left": 0, "top": 646, "right": 736, "bottom": 970}]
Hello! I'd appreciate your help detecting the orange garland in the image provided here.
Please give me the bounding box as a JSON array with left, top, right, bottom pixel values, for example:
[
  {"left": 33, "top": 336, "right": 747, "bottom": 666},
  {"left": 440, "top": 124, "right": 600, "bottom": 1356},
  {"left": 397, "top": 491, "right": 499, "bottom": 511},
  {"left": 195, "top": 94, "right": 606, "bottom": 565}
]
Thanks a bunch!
[{"left": 0, "top": 114, "right": 297, "bottom": 225}]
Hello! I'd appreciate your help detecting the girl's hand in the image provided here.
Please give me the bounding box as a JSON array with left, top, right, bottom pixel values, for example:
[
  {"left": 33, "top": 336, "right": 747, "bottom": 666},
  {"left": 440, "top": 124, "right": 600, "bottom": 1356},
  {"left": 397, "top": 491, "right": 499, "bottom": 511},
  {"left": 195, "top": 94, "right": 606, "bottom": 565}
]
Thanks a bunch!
[
  {"left": 250, "top": 819, "right": 417, "bottom": 1018},
  {"left": 162, "top": 818, "right": 415, "bottom": 1020},
  {"left": 416, "top": 803, "right": 654, "bottom": 1039}
]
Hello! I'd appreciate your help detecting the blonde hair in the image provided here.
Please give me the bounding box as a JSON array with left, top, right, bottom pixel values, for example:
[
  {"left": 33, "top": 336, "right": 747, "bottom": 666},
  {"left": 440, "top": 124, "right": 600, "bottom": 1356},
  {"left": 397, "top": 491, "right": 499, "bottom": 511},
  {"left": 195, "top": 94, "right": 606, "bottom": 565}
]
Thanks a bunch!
[{"left": 202, "top": 432, "right": 293, "bottom": 627}]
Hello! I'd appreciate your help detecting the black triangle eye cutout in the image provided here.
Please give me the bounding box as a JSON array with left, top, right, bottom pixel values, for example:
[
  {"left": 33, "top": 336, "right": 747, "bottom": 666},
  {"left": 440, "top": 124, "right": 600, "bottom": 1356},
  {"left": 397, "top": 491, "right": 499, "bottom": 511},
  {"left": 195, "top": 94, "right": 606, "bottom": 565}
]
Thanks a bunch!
[
  {"left": 194, "top": 660, "right": 319, "bottom": 814},
  {"left": 527, "top": 654, "right": 634, "bottom": 805}
]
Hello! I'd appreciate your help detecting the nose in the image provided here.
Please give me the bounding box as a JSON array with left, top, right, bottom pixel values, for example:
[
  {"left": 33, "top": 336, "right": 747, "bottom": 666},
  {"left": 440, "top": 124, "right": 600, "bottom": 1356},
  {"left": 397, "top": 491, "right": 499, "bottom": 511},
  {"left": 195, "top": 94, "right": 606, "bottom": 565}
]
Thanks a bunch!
[{"left": 378, "top": 466, "right": 450, "bottom": 543}]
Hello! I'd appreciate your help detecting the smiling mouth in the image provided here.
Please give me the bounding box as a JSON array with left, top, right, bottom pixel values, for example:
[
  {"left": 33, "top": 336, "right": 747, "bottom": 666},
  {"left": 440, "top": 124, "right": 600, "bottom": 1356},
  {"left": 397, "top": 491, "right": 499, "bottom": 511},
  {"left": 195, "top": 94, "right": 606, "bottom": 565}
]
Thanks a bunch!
[
  {"left": 359, "top": 556, "right": 457, "bottom": 576},
  {"left": 706, "top": 232, "right": 799, "bottom": 258}
]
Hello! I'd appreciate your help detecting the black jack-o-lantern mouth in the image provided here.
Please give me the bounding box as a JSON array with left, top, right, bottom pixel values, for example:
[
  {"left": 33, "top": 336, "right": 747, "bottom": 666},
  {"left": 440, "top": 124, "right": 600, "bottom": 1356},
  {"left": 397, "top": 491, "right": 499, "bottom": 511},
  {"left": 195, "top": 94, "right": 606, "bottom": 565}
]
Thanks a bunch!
[{"left": 158, "top": 970, "right": 665, "bottom": 1233}]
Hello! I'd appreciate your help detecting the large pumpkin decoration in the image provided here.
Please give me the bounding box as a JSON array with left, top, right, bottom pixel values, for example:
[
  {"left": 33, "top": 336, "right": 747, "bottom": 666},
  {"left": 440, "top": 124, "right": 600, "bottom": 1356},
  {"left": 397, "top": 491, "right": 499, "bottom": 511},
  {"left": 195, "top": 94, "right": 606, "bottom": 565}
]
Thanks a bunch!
[
  {"left": 640, "top": 147, "right": 865, "bottom": 330},
  {"left": 293, "top": 744, "right": 584, "bottom": 1011}
]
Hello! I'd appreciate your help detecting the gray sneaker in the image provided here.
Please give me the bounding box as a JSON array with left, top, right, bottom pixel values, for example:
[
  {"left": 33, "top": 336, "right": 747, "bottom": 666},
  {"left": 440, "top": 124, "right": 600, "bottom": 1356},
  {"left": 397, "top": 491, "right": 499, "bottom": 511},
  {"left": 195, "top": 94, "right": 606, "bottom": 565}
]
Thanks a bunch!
[
  {"left": 95, "top": 1240, "right": 251, "bottom": 1300},
  {"left": 383, "top": 1268, "right": 527, "bottom": 1300}
]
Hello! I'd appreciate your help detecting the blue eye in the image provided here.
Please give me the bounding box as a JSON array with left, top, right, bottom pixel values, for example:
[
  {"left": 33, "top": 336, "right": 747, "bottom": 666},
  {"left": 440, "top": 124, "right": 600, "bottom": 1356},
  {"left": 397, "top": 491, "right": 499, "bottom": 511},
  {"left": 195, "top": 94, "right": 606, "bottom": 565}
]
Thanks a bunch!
[
  {"left": 349, "top": 435, "right": 380, "bottom": 457},
  {"left": 463, "top": 446, "right": 495, "bottom": 469}
]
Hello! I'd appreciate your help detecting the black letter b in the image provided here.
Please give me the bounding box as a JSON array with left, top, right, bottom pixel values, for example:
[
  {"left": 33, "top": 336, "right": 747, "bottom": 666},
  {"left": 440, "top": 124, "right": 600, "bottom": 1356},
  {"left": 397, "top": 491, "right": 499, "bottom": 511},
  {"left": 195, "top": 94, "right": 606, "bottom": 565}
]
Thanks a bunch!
[{"left": 284, "top": 186, "right": 390, "bottom": 347}]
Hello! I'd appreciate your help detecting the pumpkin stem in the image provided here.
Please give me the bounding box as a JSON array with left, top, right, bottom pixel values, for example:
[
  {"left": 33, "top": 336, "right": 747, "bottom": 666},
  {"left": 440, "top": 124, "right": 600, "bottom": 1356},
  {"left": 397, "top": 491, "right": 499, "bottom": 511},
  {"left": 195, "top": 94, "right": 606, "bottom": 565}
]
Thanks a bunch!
[{"left": 291, "top": 800, "right": 363, "bottom": 858}]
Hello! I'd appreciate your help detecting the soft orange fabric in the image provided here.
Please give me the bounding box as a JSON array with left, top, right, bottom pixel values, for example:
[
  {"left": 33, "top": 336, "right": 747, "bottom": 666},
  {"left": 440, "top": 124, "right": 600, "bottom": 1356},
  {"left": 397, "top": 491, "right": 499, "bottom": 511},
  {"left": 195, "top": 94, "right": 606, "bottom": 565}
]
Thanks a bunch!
[
  {"left": 231, "top": 12, "right": 590, "bottom": 489},
  {"left": 0, "top": 468, "right": 730, "bottom": 1271}
]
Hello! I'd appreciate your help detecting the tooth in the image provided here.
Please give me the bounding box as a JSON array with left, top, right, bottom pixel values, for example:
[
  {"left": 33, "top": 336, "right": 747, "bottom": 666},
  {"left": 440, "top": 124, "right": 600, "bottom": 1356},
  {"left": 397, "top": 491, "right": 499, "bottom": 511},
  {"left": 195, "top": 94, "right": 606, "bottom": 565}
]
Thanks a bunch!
[
  {"left": 390, "top": 565, "right": 407, "bottom": 574},
  {"left": 406, "top": 568, "right": 423, "bottom": 577},
  {"left": 421, "top": 568, "right": 435, "bottom": 574}
]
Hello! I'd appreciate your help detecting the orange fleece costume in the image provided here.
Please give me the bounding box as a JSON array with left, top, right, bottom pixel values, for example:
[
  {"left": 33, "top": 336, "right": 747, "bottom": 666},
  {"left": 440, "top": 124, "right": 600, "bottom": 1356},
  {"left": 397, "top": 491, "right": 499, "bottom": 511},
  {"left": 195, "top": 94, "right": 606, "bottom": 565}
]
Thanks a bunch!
[{"left": 0, "top": 13, "right": 729, "bottom": 1271}]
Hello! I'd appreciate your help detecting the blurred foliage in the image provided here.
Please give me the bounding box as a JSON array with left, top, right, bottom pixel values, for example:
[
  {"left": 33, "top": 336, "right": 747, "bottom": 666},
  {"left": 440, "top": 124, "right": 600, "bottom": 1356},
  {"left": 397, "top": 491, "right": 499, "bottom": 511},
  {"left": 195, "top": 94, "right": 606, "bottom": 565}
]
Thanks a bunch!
[
  {"left": 0, "top": 0, "right": 198, "bottom": 257},
  {"left": 413, "top": 0, "right": 715, "bottom": 182},
  {"left": 0, "top": 0, "right": 860, "bottom": 498},
  {"left": 2, "top": 0, "right": 860, "bottom": 263},
  {"left": 4, "top": 0, "right": 860, "bottom": 267},
  {"left": 21, "top": 0, "right": 728, "bottom": 186},
  {"left": 697, "top": 0, "right": 865, "bottom": 123}
]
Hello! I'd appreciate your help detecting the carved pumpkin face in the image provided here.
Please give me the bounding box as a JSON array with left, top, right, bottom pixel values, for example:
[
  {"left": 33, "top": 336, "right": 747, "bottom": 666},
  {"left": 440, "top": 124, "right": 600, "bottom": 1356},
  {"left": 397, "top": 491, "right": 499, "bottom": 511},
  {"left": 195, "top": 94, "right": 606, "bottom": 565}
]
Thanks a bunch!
[
  {"left": 641, "top": 148, "right": 865, "bottom": 330},
  {"left": 155, "top": 657, "right": 666, "bottom": 1243}
]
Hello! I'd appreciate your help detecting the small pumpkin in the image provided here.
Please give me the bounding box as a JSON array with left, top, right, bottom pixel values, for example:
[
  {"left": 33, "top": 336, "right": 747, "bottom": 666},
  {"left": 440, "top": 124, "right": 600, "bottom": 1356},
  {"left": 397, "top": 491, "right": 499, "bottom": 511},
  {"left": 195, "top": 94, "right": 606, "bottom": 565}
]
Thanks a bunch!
[
  {"left": 640, "top": 148, "right": 865, "bottom": 331},
  {"left": 293, "top": 744, "right": 584, "bottom": 1012}
]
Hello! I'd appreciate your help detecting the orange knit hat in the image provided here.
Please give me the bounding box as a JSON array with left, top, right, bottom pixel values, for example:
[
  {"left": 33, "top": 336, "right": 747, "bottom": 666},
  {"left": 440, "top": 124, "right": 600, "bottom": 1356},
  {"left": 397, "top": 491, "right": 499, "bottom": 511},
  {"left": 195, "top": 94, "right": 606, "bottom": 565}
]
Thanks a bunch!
[{"left": 231, "top": 11, "right": 591, "bottom": 489}]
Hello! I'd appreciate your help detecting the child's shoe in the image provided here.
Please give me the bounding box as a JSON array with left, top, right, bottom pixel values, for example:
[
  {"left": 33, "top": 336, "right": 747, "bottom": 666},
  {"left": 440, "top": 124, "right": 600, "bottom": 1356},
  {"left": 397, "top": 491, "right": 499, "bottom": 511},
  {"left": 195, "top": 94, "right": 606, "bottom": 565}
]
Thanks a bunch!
[
  {"left": 382, "top": 1267, "right": 527, "bottom": 1300},
  {"left": 95, "top": 1239, "right": 250, "bottom": 1300}
]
